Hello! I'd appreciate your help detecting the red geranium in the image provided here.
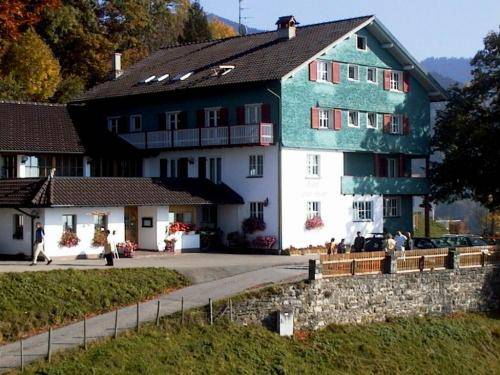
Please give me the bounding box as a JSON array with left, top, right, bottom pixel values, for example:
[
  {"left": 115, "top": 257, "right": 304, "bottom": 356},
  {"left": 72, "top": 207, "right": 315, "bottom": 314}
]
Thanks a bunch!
[
  {"left": 59, "top": 231, "right": 80, "bottom": 248},
  {"left": 305, "top": 216, "right": 324, "bottom": 230}
]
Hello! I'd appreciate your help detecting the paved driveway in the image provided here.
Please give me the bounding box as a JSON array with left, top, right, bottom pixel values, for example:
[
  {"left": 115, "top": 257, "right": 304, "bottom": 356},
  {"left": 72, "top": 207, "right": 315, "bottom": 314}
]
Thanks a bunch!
[{"left": 0, "top": 253, "right": 316, "bottom": 283}]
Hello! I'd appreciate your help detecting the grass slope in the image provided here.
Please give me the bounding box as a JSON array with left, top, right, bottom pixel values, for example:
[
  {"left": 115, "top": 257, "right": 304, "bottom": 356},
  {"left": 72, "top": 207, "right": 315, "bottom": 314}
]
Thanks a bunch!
[
  {"left": 0, "top": 268, "right": 189, "bottom": 343},
  {"left": 16, "top": 313, "right": 500, "bottom": 375}
]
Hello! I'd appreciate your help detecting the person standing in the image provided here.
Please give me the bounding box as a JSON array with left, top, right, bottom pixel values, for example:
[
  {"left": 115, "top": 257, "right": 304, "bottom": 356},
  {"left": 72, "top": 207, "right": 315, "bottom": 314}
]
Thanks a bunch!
[
  {"left": 31, "top": 222, "right": 52, "bottom": 266},
  {"left": 327, "top": 238, "right": 337, "bottom": 255},
  {"left": 405, "top": 232, "right": 414, "bottom": 251},
  {"left": 337, "top": 239, "right": 346, "bottom": 254},
  {"left": 383, "top": 234, "right": 396, "bottom": 253},
  {"left": 103, "top": 230, "right": 114, "bottom": 266},
  {"left": 353, "top": 231, "right": 365, "bottom": 252},
  {"left": 395, "top": 231, "right": 407, "bottom": 251}
]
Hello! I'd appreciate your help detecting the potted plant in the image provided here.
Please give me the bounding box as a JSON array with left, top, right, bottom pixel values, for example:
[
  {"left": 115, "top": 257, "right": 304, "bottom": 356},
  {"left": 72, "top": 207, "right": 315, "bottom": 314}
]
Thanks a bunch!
[
  {"left": 242, "top": 217, "right": 266, "bottom": 234},
  {"left": 59, "top": 231, "right": 80, "bottom": 248},
  {"left": 117, "top": 241, "right": 138, "bottom": 257},
  {"left": 91, "top": 229, "right": 107, "bottom": 247},
  {"left": 305, "top": 216, "right": 324, "bottom": 230}
]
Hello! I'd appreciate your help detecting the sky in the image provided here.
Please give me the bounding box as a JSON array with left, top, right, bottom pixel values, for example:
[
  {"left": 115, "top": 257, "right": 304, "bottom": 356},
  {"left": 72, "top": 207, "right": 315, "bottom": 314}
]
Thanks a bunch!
[{"left": 200, "top": 0, "right": 500, "bottom": 60}]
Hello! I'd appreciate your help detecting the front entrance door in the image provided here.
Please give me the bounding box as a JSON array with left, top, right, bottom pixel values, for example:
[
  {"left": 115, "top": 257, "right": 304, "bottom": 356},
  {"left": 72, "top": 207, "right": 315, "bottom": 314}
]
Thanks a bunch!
[{"left": 124, "top": 206, "right": 138, "bottom": 244}]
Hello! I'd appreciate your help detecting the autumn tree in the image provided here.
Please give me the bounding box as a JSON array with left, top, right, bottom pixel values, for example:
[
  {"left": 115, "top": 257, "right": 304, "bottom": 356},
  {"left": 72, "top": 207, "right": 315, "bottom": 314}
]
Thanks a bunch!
[
  {"left": 209, "top": 18, "right": 237, "bottom": 39},
  {"left": 179, "top": 1, "right": 211, "bottom": 43},
  {"left": 0, "top": 29, "right": 61, "bottom": 101}
]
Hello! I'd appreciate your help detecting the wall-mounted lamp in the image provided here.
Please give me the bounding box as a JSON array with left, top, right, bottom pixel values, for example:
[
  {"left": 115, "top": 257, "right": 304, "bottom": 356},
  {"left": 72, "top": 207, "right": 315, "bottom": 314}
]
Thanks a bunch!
[{"left": 263, "top": 198, "right": 269, "bottom": 207}]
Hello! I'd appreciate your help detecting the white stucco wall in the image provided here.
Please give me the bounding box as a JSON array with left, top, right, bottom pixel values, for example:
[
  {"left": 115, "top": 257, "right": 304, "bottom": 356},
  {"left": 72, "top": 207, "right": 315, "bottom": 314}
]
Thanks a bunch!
[
  {"left": 143, "top": 145, "right": 280, "bottom": 244},
  {"left": 0, "top": 208, "right": 33, "bottom": 256},
  {"left": 137, "top": 206, "right": 171, "bottom": 250},
  {"left": 281, "top": 148, "right": 383, "bottom": 249}
]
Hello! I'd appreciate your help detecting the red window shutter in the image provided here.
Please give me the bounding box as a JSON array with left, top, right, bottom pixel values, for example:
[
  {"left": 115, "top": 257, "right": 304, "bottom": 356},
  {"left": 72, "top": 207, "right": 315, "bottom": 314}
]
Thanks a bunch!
[
  {"left": 403, "top": 72, "right": 410, "bottom": 93},
  {"left": 196, "top": 110, "right": 205, "bottom": 128},
  {"left": 220, "top": 107, "right": 229, "bottom": 126},
  {"left": 311, "top": 107, "right": 319, "bottom": 129},
  {"left": 383, "top": 70, "right": 391, "bottom": 90},
  {"left": 374, "top": 154, "right": 380, "bottom": 177},
  {"left": 383, "top": 114, "right": 392, "bottom": 133},
  {"left": 236, "top": 106, "right": 245, "bottom": 125},
  {"left": 334, "top": 109, "right": 342, "bottom": 130},
  {"left": 331, "top": 62, "right": 340, "bottom": 84},
  {"left": 261, "top": 103, "right": 271, "bottom": 123},
  {"left": 403, "top": 115, "right": 410, "bottom": 135},
  {"left": 399, "top": 154, "right": 405, "bottom": 177},
  {"left": 309, "top": 61, "right": 318, "bottom": 81}
]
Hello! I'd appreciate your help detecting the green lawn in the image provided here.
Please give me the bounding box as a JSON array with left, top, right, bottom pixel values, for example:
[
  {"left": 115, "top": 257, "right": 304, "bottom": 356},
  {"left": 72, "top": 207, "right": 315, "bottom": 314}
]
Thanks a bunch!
[
  {"left": 15, "top": 313, "right": 500, "bottom": 375},
  {"left": 0, "top": 268, "right": 189, "bottom": 343}
]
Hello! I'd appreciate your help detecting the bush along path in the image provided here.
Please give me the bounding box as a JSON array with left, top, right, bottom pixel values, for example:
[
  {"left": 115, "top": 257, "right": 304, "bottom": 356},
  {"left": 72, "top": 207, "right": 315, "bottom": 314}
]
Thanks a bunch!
[
  {"left": 0, "top": 268, "right": 190, "bottom": 344},
  {"left": 0, "top": 264, "right": 306, "bottom": 372}
]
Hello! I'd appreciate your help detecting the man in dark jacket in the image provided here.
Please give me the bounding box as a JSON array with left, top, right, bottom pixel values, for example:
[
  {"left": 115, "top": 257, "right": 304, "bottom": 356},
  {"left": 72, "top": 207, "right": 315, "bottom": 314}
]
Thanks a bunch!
[
  {"left": 353, "top": 231, "right": 365, "bottom": 252},
  {"left": 31, "top": 222, "right": 52, "bottom": 265}
]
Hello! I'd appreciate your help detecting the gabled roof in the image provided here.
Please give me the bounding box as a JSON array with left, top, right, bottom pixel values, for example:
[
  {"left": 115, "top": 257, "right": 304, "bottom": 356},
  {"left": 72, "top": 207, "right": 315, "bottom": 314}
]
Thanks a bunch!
[
  {"left": 74, "top": 15, "right": 446, "bottom": 103},
  {"left": 0, "top": 177, "right": 244, "bottom": 208}
]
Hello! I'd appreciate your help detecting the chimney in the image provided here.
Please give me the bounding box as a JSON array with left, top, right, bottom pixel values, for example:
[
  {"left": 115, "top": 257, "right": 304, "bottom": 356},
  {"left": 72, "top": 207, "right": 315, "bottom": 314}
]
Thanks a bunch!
[
  {"left": 112, "top": 52, "right": 123, "bottom": 79},
  {"left": 276, "top": 15, "right": 299, "bottom": 40}
]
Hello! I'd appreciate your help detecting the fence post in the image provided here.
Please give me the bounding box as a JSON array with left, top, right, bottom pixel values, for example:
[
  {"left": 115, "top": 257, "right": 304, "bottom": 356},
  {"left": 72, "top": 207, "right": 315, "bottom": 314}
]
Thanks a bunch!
[
  {"left": 419, "top": 256, "right": 425, "bottom": 272},
  {"left": 448, "top": 247, "right": 460, "bottom": 269},
  {"left": 351, "top": 259, "right": 356, "bottom": 275},
  {"left": 136, "top": 302, "right": 140, "bottom": 332},
  {"left": 181, "top": 296, "right": 184, "bottom": 325},
  {"left": 83, "top": 317, "right": 87, "bottom": 350},
  {"left": 47, "top": 327, "right": 52, "bottom": 362},
  {"left": 114, "top": 310, "right": 119, "bottom": 339},
  {"left": 229, "top": 299, "right": 233, "bottom": 322},
  {"left": 481, "top": 252, "right": 486, "bottom": 267},
  {"left": 385, "top": 252, "right": 397, "bottom": 274},
  {"left": 209, "top": 298, "right": 213, "bottom": 325},
  {"left": 156, "top": 300, "right": 161, "bottom": 327},
  {"left": 308, "top": 259, "right": 323, "bottom": 280},
  {"left": 20, "top": 340, "right": 24, "bottom": 371}
]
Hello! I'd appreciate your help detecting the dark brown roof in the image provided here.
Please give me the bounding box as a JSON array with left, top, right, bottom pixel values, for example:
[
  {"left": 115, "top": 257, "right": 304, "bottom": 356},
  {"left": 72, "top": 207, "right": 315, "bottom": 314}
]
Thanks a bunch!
[
  {"left": 0, "top": 177, "right": 244, "bottom": 207},
  {"left": 75, "top": 16, "right": 372, "bottom": 102},
  {"left": 0, "top": 101, "right": 85, "bottom": 154}
]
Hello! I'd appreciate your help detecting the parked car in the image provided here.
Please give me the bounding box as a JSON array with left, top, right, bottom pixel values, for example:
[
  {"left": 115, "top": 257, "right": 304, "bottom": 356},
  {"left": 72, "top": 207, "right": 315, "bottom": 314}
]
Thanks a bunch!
[
  {"left": 442, "top": 235, "right": 489, "bottom": 247},
  {"left": 363, "top": 234, "right": 385, "bottom": 252},
  {"left": 413, "top": 237, "right": 451, "bottom": 249}
]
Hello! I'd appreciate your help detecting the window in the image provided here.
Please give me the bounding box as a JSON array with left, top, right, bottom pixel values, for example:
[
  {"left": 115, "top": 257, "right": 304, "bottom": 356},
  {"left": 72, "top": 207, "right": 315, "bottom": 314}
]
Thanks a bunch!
[
  {"left": 367, "top": 67, "right": 377, "bottom": 83},
  {"left": 250, "top": 202, "right": 264, "bottom": 221},
  {"left": 205, "top": 108, "right": 221, "bottom": 127},
  {"left": 387, "top": 158, "right": 398, "bottom": 177},
  {"left": 390, "top": 71, "right": 403, "bottom": 91},
  {"left": 306, "top": 154, "right": 320, "bottom": 178},
  {"left": 13, "top": 214, "right": 23, "bottom": 240},
  {"left": 94, "top": 214, "right": 108, "bottom": 231},
  {"left": 130, "top": 115, "right": 142, "bottom": 132},
  {"left": 245, "top": 104, "right": 262, "bottom": 125},
  {"left": 318, "top": 109, "right": 330, "bottom": 129},
  {"left": 160, "top": 158, "right": 168, "bottom": 178},
  {"left": 391, "top": 115, "right": 403, "bottom": 134},
  {"left": 202, "top": 206, "right": 218, "bottom": 226},
  {"left": 348, "top": 111, "right": 359, "bottom": 127},
  {"left": 248, "top": 155, "right": 263, "bottom": 177},
  {"left": 209, "top": 157, "right": 222, "bottom": 184},
  {"left": 383, "top": 197, "right": 401, "bottom": 217},
  {"left": 169, "top": 159, "right": 176, "bottom": 177},
  {"left": 56, "top": 156, "right": 84, "bottom": 177},
  {"left": 24, "top": 156, "right": 52, "bottom": 177},
  {"left": 367, "top": 112, "right": 378, "bottom": 129},
  {"left": 353, "top": 201, "right": 373, "bottom": 221},
  {"left": 167, "top": 112, "right": 180, "bottom": 130},
  {"left": 107, "top": 117, "right": 120, "bottom": 133},
  {"left": 357, "top": 35, "right": 367, "bottom": 50},
  {"left": 317, "top": 61, "right": 329, "bottom": 81},
  {"left": 348, "top": 65, "right": 359, "bottom": 81},
  {"left": 62, "top": 214, "right": 77, "bottom": 233},
  {"left": 307, "top": 201, "right": 321, "bottom": 219},
  {"left": 1, "top": 155, "right": 17, "bottom": 178}
]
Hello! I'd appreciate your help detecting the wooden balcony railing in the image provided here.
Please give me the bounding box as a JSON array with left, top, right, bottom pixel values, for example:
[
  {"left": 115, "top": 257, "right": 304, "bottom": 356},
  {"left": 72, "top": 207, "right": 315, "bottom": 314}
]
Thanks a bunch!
[{"left": 119, "top": 123, "right": 274, "bottom": 150}]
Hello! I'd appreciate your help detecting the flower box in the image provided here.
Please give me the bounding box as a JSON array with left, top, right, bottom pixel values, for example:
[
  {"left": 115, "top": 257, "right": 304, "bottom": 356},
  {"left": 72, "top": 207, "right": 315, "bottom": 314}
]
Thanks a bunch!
[{"left": 305, "top": 216, "right": 324, "bottom": 230}]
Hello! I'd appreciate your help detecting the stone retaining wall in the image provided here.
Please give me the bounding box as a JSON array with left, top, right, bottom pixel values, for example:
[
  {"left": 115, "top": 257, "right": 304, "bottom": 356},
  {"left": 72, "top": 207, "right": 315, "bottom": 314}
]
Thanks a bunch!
[{"left": 231, "top": 266, "right": 500, "bottom": 330}]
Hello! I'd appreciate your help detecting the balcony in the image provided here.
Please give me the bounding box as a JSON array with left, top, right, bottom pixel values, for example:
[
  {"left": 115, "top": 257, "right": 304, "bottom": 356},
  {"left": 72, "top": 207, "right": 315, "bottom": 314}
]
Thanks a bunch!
[
  {"left": 341, "top": 176, "right": 429, "bottom": 196},
  {"left": 119, "top": 123, "right": 274, "bottom": 150}
]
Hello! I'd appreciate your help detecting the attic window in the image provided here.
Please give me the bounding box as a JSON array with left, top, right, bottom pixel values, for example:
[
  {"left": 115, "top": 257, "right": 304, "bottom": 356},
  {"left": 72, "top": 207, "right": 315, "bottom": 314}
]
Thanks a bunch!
[
  {"left": 357, "top": 35, "right": 367, "bottom": 51},
  {"left": 142, "top": 75, "right": 156, "bottom": 83},
  {"left": 211, "top": 65, "right": 235, "bottom": 77},
  {"left": 157, "top": 74, "right": 169, "bottom": 82}
]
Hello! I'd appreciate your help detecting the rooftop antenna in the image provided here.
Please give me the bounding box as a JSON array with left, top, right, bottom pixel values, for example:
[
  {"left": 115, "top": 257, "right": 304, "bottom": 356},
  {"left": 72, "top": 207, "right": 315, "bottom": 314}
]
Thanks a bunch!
[{"left": 238, "top": 0, "right": 251, "bottom": 35}]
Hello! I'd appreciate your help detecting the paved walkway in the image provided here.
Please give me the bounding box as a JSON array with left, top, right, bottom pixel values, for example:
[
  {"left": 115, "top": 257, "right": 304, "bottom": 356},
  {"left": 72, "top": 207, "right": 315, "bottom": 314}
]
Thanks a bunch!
[{"left": 0, "top": 263, "right": 308, "bottom": 372}]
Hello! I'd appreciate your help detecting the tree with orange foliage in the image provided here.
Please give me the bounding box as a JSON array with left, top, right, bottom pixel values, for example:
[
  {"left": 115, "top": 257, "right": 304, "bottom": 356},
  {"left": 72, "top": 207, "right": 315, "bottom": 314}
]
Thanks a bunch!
[{"left": 209, "top": 18, "right": 237, "bottom": 39}]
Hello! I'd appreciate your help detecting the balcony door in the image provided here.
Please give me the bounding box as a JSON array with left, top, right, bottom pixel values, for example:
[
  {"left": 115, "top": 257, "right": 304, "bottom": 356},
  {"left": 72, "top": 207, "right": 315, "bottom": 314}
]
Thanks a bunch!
[
  {"left": 205, "top": 108, "right": 221, "bottom": 127},
  {"left": 245, "top": 104, "right": 262, "bottom": 125}
]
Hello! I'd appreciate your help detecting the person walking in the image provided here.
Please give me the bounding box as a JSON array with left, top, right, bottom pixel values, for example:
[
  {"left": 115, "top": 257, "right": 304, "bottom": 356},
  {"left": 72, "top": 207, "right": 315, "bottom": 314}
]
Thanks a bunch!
[
  {"left": 353, "top": 231, "right": 365, "bottom": 252},
  {"left": 109, "top": 230, "right": 119, "bottom": 259},
  {"left": 31, "top": 222, "right": 52, "bottom": 266},
  {"left": 103, "top": 230, "right": 114, "bottom": 266},
  {"left": 383, "top": 233, "right": 396, "bottom": 253}
]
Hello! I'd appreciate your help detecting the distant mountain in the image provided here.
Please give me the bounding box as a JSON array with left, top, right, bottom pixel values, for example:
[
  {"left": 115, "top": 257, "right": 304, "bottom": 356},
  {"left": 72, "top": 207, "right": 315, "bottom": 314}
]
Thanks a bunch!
[
  {"left": 428, "top": 71, "right": 460, "bottom": 89},
  {"left": 421, "top": 57, "right": 472, "bottom": 84},
  {"left": 207, "top": 14, "right": 265, "bottom": 35}
]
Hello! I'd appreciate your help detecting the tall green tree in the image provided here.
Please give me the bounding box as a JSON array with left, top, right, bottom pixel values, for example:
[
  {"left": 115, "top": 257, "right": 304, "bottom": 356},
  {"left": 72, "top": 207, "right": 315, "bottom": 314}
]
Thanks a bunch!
[
  {"left": 179, "top": 0, "right": 211, "bottom": 43},
  {"left": 431, "top": 28, "right": 500, "bottom": 211},
  {"left": 0, "top": 29, "right": 61, "bottom": 101}
]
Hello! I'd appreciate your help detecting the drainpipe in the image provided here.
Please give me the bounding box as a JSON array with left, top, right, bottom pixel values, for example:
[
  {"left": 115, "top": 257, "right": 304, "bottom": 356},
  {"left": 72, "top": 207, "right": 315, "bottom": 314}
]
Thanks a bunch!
[{"left": 266, "top": 86, "right": 282, "bottom": 253}]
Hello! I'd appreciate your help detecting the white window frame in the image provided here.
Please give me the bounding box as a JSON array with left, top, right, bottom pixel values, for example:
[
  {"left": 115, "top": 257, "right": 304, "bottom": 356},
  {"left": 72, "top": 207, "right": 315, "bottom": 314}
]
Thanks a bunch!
[
  {"left": 318, "top": 109, "right": 331, "bottom": 129},
  {"left": 245, "top": 104, "right": 262, "bottom": 125},
  {"left": 356, "top": 35, "right": 367, "bottom": 51},
  {"left": 306, "top": 154, "right": 320, "bottom": 178},
  {"left": 348, "top": 64, "right": 359, "bottom": 81},
  {"left": 383, "top": 196, "right": 401, "bottom": 217},
  {"left": 391, "top": 115, "right": 403, "bottom": 134},
  {"left": 353, "top": 201, "right": 373, "bottom": 221},
  {"left": 307, "top": 201, "right": 321, "bottom": 219},
  {"left": 390, "top": 70, "right": 403, "bottom": 92},
  {"left": 250, "top": 202, "right": 264, "bottom": 221},
  {"left": 367, "top": 67, "right": 377, "bottom": 83},
  {"left": 317, "top": 60, "right": 330, "bottom": 82},
  {"left": 13, "top": 214, "right": 24, "bottom": 240},
  {"left": 348, "top": 111, "right": 359, "bottom": 128},
  {"left": 387, "top": 158, "right": 398, "bottom": 177},
  {"left": 107, "top": 117, "right": 120, "bottom": 134},
  {"left": 130, "top": 114, "right": 142, "bottom": 132},
  {"left": 366, "top": 112, "right": 378, "bottom": 129},
  {"left": 166, "top": 111, "right": 180, "bottom": 130},
  {"left": 209, "top": 157, "right": 222, "bottom": 184},
  {"left": 248, "top": 155, "right": 263, "bottom": 177},
  {"left": 62, "top": 214, "right": 77, "bottom": 233},
  {"left": 205, "top": 107, "right": 221, "bottom": 127}
]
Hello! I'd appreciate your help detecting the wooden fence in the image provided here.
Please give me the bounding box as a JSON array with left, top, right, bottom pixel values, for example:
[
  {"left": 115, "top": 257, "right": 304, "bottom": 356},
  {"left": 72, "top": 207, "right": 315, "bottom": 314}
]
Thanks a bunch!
[{"left": 320, "top": 246, "right": 498, "bottom": 278}]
